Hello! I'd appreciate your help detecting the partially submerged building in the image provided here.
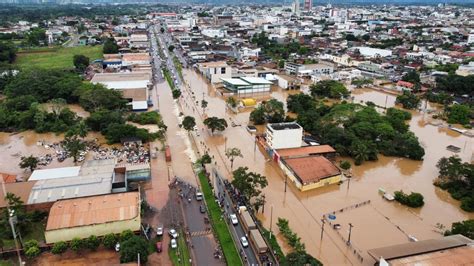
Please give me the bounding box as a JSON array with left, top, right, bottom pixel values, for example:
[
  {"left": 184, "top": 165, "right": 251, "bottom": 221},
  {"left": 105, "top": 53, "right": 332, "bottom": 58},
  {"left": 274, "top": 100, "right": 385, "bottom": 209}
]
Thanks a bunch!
[
  {"left": 221, "top": 77, "right": 273, "bottom": 95},
  {"left": 45, "top": 192, "right": 141, "bottom": 243}
]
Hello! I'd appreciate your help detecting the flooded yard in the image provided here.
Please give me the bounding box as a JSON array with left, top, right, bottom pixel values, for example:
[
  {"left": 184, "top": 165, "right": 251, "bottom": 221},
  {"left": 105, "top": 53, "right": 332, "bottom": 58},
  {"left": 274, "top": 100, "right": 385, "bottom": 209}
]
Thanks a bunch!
[{"left": 180, "top": 68, "right": 473, "bottom": 265}]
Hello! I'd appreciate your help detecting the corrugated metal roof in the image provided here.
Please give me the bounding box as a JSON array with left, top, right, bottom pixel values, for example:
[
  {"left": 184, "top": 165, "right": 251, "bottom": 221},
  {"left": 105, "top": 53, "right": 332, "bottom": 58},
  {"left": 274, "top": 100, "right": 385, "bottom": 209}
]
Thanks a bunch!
[
  {"left": 276, "top": 145, "right": 336, "bottom": 158},
  {"left": 29, "top": 167, "right": 81, "bottom": 181},
  {"left": 46, "top": 192, "right": 139, "bottom": 231},
  {"left": 283, "top": 156, "right": 340, "bottom": 185},
  {"left": 367, "top": 235, "right": 474, "bottom": 261}
]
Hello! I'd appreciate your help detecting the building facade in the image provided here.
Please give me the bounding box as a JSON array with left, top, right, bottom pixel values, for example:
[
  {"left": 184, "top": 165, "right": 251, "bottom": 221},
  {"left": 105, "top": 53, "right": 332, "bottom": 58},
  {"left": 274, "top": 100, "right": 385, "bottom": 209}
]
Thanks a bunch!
[{"left": 265, "top": 122, "right": 303, "bottom": 149}]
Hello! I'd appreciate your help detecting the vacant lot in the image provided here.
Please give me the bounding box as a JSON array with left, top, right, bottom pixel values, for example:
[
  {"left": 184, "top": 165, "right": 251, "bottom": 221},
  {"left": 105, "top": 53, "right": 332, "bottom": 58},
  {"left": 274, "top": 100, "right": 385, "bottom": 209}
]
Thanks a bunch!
[{"left": 15, "top": 46, "right": 103, "bottom": 70}]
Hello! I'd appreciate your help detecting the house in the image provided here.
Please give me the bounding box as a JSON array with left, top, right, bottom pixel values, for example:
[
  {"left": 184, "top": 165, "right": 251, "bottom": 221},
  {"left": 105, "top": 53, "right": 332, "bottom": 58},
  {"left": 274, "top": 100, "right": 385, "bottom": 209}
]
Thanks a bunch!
[
  {"left": 78, "top": 36, "right": 88, "bottom": 46},
  {"left": 91, "top": 72, "right": 152, "bottom": 111},
  {"left": 396, "top": 80, "right": 414, "bottom": 91},
  {"left": 197, "top": 61, "right": 232, "bottom": 84},
  {"left": 221, "top": 77, "right": 273, "bottom": 95},
  {"left": 352, "top": 46, "right": 392, "bottom": 58},
  {"left": 275, "top": 74, "right": 300, "bottom": 90},
  {"left": 284, "top": 62, "right": 334, "bottom": 77},
  {"left": 44, "top": 192, "right": 141, "bottom": 243},
  {"left": 456, "top": 62, "right": 474, "bottom": 77}
]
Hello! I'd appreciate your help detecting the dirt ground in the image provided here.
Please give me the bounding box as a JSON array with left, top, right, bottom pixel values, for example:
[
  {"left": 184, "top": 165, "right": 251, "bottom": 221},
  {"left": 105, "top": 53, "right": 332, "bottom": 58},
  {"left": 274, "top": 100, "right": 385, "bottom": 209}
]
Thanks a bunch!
[{"left": 32, "top": 248, "right": 120, "bottom": 266}]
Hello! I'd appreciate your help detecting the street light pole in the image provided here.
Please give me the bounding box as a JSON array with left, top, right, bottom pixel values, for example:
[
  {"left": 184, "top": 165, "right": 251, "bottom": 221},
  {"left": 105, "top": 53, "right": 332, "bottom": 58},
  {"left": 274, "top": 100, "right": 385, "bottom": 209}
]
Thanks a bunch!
[
  {"left": 261, "top": 194, "right": 266, "bottom": 214},
  {"left": 347, "top": 223, "right": 354, "bottom": 245},
  {"left": 269, "top": 205, "right": 274, "bottom": 240},
  {"left": 284, "top": 175, "right": 288, "bottom": 193},
  {"left": 320, "top": 217, "right": 325, "bottom": 241}
]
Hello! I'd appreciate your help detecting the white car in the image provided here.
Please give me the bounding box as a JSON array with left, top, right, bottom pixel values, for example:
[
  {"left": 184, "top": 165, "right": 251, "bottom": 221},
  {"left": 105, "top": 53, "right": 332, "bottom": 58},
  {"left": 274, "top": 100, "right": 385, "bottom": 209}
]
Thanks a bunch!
[
  {"left": 240, "top": 236, "right": 249, "bottom": 248},
  {"left": 156, "top": 226, "right": 163, "bottom": 236},
  {"left": 170, "top": 239, "right": 177, "bottom": 249},
  {"left": 229, "top": 214, "right": 238, "bottom": 225},
  {"left": 169, "top": 228, "right": 178, "bottom": 239}
]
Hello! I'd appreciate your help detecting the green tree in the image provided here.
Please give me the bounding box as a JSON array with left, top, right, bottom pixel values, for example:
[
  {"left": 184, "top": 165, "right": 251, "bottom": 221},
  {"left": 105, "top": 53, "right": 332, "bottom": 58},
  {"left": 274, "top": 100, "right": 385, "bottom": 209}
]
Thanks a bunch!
[
  {"left": 445, "top": 220, "right": 474, "bottom": 239},
  {"left": 181, "top": 116, "right": 196, "bottom": 132},
  {"left": 339, "top": 160, "right": 351, "bottom": 170},
  {"left": 263, "top": 99, "right": 285, "bottom": 123},
  {"left": 200, "top": 153, "right": 212, "bottom": 164},
  {"left": 160, "top": 27, "right": 165, "bottom": 33},
  {"left": 66, "top": 121, "right": 89, "bottom": 139},
  {"left": 168, "top": 45, "right": 175, "bottom": 52},
  {"left": 103, "top": 124, "right": 158, "bottom": 144},
  {"left": 231, "top": 166, "right": 268, "bottom": 201},
  {"left": 25, "top": 246, "right": 40, "bottom": 259},
  {"left": 119, "top": 236, "right": 149, "bottom": 264},
  {"left": 394, "top": 190, "right": 424, "bottom": 208},
  {"left": 225, "top": 147, "right": 243, "bottom": 170},
  {"left": 350, "top": 140, "right": 371, "bottom": 165},
  {"left": 401, "top": 71, "right": 420, "bottom": 84},
  {"left": 85, "top": 235, "right": 100, "bottom": 251},
  {"left": 19, "top": 155, "right": 39, "bottom": 172},
  {"left": 63, "top": 135, "right": 86, "bottom": 163},
  {"left": 249, "top": 106, "right": 266, "bottom": 125},
  {"left": 226, "top": 96, "right": 238, "bottom": 108},
  {"left": 286, "top": 252, "right": 322, "bottom": 266},
  {"left": 201, "top": 99, "right": 208, "bottom": 113},
  {"left": 172, "top": 89, "right": 181, "bottom": 99},
  {"left": 51, "top": 241, "right": 68, "bottom": 254},
  {"left": 73, "top": 54, "right": 90, "bottom": 72},
  {"left": 103, "top": 38, "right": 119, "bottom": 54},
  {"left": 447, "top": 104, "right": 471, "bottom": 125},
  {"left": 70, "top": 237, "right": 85, "bottom": 252},
  {"left": 103, "top": 233, "right": 118, "bottom": 249},
  {"left": 0, "top": 41, "right": 16, "bottom": 63},
  {"left": 310, "top": 80, "right": 349, "bottom": 99},
  {"left": 78, "top": 83, "right": 127, "bottom": 112},
  {"left": 396, "top": 90, "right": 420, "bottom": 109},
  {"left": 203, "top": 116, "right": 228, "bottom": 135},
  {"left": 86, "top": 110, "right": 124, "bottom": 132}
]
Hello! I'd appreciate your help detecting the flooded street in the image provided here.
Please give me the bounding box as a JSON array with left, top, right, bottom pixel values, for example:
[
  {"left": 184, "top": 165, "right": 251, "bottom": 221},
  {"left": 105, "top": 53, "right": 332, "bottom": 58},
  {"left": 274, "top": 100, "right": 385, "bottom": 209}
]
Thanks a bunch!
[{"left": 180, "top": 68, "right": 473, "bottom": 265}]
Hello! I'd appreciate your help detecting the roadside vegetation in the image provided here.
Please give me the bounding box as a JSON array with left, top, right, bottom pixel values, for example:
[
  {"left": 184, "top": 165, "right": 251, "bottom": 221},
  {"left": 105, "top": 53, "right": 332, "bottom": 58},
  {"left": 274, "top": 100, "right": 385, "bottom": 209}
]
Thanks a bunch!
[
  {"left": 197, "top": 171, "right": 242, "bottom": 266},
  {"left": 173, "top": 56, "right": 183, "bottom": 80},
  {"left": 434, "top": 156, "right": 474, "bottom": 212},
  {"left": 276, "top": 218, "right": 322, "bottom": 265},
  {"left": 168, "top": 228, "right": 191, "bottom": 266},
  {"left": 444, "top": 219, "right": 474, "bottom": 239}
]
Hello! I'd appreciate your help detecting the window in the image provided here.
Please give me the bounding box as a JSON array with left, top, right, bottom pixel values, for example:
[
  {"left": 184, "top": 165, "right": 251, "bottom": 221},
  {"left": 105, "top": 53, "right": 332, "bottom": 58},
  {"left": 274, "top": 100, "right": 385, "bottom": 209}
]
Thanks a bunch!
[{"left": 221, "top": 67, "right": 226, "bottom": 74}]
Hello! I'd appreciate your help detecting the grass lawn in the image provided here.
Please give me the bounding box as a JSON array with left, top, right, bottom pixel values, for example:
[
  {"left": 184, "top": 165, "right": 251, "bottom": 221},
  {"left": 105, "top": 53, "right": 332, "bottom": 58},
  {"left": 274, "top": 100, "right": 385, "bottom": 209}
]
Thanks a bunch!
[
  {"left": 0, "top": 259, "right": 14, "bottom": 266},
  {"left": 163, "top": 67, "right": 176, "bottom": 90},
  {"left": 15, "top": 45, "right": 103, "bottom": 70},
  {"left": 198, "top": 172, "right": 242, "bottom": 266},
  {"left": 168, "top": 230, "right": 191, "bottom": 266},
  {"left": 173, "top": 56, "right": 183, "bottom": 80}
]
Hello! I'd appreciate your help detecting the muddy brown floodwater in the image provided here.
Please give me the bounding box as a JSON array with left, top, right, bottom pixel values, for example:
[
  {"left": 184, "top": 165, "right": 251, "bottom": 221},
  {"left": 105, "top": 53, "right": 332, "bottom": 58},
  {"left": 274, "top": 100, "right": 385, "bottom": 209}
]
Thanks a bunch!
[{"left": 179, "top": 69, "right": 473, "bottom": 266}]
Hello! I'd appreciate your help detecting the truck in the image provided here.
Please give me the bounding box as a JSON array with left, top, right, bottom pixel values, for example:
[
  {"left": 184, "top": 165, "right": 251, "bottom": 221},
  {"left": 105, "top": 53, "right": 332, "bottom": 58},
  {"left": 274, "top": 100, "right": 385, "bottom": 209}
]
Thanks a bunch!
[
  {"left": 240, "top": 210, "right": 256, "bottom": 233},
  {"left": 248, "top": 229, "right": 268, "bottom": 254}
]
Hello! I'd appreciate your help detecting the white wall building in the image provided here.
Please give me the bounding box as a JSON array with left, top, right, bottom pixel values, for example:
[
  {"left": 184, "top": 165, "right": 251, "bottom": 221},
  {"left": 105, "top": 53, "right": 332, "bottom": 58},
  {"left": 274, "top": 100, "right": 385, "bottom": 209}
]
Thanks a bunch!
[
  {"left": 352, "top": 47, "right": 392, "bottom": 58},
  {"left": 266, "top": 122, "right": 303, "bottom": 149}
]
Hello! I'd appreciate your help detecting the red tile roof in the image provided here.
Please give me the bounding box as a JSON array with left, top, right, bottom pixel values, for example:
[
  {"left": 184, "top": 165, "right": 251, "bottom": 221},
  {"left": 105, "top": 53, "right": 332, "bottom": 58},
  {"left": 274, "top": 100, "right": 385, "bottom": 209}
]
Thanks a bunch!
[
  {"left": 276, "top": 145, "right": 336, "bottom": 158},
  {"left": 283, "top": 156, "right": 340, "bottom": 185},
  {"left": 397, "top": 80, "right": 414, "bottom": 88}
]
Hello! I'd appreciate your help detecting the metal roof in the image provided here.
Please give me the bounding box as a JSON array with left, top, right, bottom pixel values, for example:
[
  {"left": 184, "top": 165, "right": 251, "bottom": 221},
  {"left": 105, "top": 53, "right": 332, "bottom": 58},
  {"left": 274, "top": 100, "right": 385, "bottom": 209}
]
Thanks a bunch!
[
  {"left": 29, "top": 167, "right": 81, "bottom": 181},
  {"left": 240, "top": 76, "right": 273, "bottom": 85},
  {"left": 367, "top": 235, "right": 474, "bottom": 261}
]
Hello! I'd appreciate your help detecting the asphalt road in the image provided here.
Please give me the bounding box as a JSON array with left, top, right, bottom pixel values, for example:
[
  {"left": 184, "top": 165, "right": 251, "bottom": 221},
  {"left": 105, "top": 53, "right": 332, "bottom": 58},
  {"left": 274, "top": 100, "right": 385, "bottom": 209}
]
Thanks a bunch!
[{"left": 213, "top": 170, "right": 259, "bottom": 266}]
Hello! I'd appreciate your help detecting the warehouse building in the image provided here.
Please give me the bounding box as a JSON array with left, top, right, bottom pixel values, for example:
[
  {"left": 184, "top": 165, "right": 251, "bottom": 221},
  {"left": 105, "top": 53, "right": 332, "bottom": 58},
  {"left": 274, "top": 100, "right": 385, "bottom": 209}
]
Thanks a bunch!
[{"left": 45, "top": 191, "right": 141, "bottom": 243}]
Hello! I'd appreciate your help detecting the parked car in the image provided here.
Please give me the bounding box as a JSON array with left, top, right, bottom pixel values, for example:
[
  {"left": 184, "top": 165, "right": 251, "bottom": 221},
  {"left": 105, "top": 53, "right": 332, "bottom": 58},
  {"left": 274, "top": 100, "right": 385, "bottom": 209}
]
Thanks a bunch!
[
  {"left": 240, "top": 236, "right": 249, "bottom": 248},
  {"left": 200, "top": 205, "right": 206, "bottom": 213},
  {"left": 169, "top": 228, "right": 178, "bottom": 238},
  {"left": 170, "top": 239, "right": 177, "bottom": 249},
  {"left": 156, "top": 242, "right": 163, "bottom": 253},
  {"left": 246, "top": 125, "right": 257, "bottom": 133},
  {"left": 156, "top": 226, "right": 163, "bottom": 236},
  {"left": 195, "top": 192, "right": 203, "bottom": 201},
  {"left": 229, "top": 214, "right": 238, "bottom": 225}
]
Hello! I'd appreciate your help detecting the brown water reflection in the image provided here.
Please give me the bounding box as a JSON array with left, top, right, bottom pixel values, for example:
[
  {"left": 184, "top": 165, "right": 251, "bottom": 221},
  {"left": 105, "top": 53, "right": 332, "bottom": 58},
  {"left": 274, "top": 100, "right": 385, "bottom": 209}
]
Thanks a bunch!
[{"left": 170, "top": 70, "right": 474, "bottom": 265}]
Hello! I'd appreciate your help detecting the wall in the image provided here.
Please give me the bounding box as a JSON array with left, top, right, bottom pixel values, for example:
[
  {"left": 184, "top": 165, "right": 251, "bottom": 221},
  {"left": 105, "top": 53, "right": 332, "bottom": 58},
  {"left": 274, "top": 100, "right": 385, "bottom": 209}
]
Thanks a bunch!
[{"left": 45, "top": 216, "right": 141, "bottom": 243}]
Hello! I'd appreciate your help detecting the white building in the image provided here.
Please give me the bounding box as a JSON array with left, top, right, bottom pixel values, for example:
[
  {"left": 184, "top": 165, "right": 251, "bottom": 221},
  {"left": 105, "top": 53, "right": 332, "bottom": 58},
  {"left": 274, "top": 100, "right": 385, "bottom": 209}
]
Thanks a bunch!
[
  {"left": 352, "top": 47, "right": 392, "bottom": 58},
  {"left": 456, "top": 62, "right": 474, "bottom": 77},
  {"left": 468, "top": 32, "right": 474, "bottom": 44},
  {"left": 201, "top": 28, "right": 226, "bottom": 38},
  {"left": 266, "top": 122, "right": 303, "bottom": 149},
  {"left": 197, "top": 61, "right": 232, "bottom": 84}
]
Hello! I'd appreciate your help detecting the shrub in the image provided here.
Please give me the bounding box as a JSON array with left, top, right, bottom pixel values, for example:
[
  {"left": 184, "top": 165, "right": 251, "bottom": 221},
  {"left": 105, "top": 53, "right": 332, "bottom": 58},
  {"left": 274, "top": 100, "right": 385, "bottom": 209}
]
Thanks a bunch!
[
  {"left": 339, "top": 160, "right": 351, "bottom": 170},
  {"left": 70, "top": 237, "right": 84, "bottom": 251},
  {"left": 394, "top": 190, "right": 424, "bottom": 208},
  {"left": 85, "top": 235, "right": 100, "bottom": 251},
  {"left": 103, "top": 233, "right": 118, "bottom": 249},
  {"left": 120, "top": 236, "right": 148, "bottom": 264},
  {"left": 51, "top": 241, "right": 68, "bottom": 254},
  {"left": 25, "top": 246, "right": 40, "bottom": 259},
  {"left": 120, "top": 230, "right": 134, "bottom": 242}
]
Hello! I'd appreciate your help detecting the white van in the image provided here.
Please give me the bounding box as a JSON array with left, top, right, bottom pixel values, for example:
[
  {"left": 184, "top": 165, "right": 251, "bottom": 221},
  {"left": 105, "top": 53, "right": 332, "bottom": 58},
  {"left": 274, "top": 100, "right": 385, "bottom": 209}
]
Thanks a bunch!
[{"left": 195, "top": 192, "right": 203, "bottom": 201}]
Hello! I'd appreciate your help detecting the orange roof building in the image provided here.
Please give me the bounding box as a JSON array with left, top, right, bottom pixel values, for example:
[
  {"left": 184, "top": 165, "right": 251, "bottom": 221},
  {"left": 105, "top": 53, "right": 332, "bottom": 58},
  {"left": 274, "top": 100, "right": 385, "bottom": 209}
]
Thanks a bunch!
[
  {"left": 280, "top": 156, "right": 341, "bottom": 191},
  {"left": 45, "top": 192, "right": 141, "bottom": 243},
  {"left": 276, "top": 145, "right": 336, "bottom": 159}
]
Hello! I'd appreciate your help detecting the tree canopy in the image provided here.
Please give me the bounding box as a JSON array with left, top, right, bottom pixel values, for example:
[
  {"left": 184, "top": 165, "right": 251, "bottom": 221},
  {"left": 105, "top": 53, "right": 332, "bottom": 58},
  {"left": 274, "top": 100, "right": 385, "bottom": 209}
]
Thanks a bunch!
[
  {"left": 182, "top": 116, "right": 196, "bottom": 132},
  {"left": 120, "top": 236, "right": 149, "bottom": 264},
  {"left": 310, "top": 80, "right": 350, "bottom": 99},
  {"left": 203, "top": 116, "right": 228, "bottom": 134},
  {"left": 396, "top": 90, "right": 420, "bottom": 110},
  {"left": 103, "top": 38, "right": 119, "bottom": 54},
  {"left": 250, "top": 99, "right": 285, "bottom": 125},
  {"left": 73, "top": 54, "right": 90, "bottom": 72},
  {"left": 231, "top": 166, "right": 268, "bottom": 202}
]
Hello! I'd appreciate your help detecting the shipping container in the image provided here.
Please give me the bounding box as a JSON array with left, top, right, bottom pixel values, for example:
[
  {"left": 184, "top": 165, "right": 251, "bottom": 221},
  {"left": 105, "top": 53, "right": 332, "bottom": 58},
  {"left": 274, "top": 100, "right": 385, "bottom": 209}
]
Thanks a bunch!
[
  {"left": 249, "top": 229, "right": 268, "bottom": 254},
  {"left": 240, "top": 210, "right": 256, "bottom": 233}
]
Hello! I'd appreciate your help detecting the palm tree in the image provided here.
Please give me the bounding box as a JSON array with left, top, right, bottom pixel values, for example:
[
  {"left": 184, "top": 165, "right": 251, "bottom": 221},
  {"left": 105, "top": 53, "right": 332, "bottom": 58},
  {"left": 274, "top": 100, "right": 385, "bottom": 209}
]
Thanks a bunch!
[
  {"left": 351, "top": 142, "right": 369, "bottom": 165},
  {"left": 225, "top": 147, "right": 243, "bottom": 170}
]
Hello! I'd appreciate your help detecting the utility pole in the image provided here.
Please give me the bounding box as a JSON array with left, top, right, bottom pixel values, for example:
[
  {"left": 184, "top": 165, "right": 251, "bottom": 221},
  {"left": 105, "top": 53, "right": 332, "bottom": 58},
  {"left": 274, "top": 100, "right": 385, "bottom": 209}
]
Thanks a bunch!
[
  {"left": 347, "top": 223, "right": 354, "bottom": 245},
  {"left": 2, "top": 180, "right": 23, "bottom": 266},
  {"left": 320, "top": 217, "right": 325, "bottom": 241},
  {"left": 284, "top": 175, "right": 288, "bottom": 193},
  {"left": 269, "top": 205, "right": 274, "bottom": 239},
  {"left": 261, "top": 194, "right": 266, "bottom": 214}
]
